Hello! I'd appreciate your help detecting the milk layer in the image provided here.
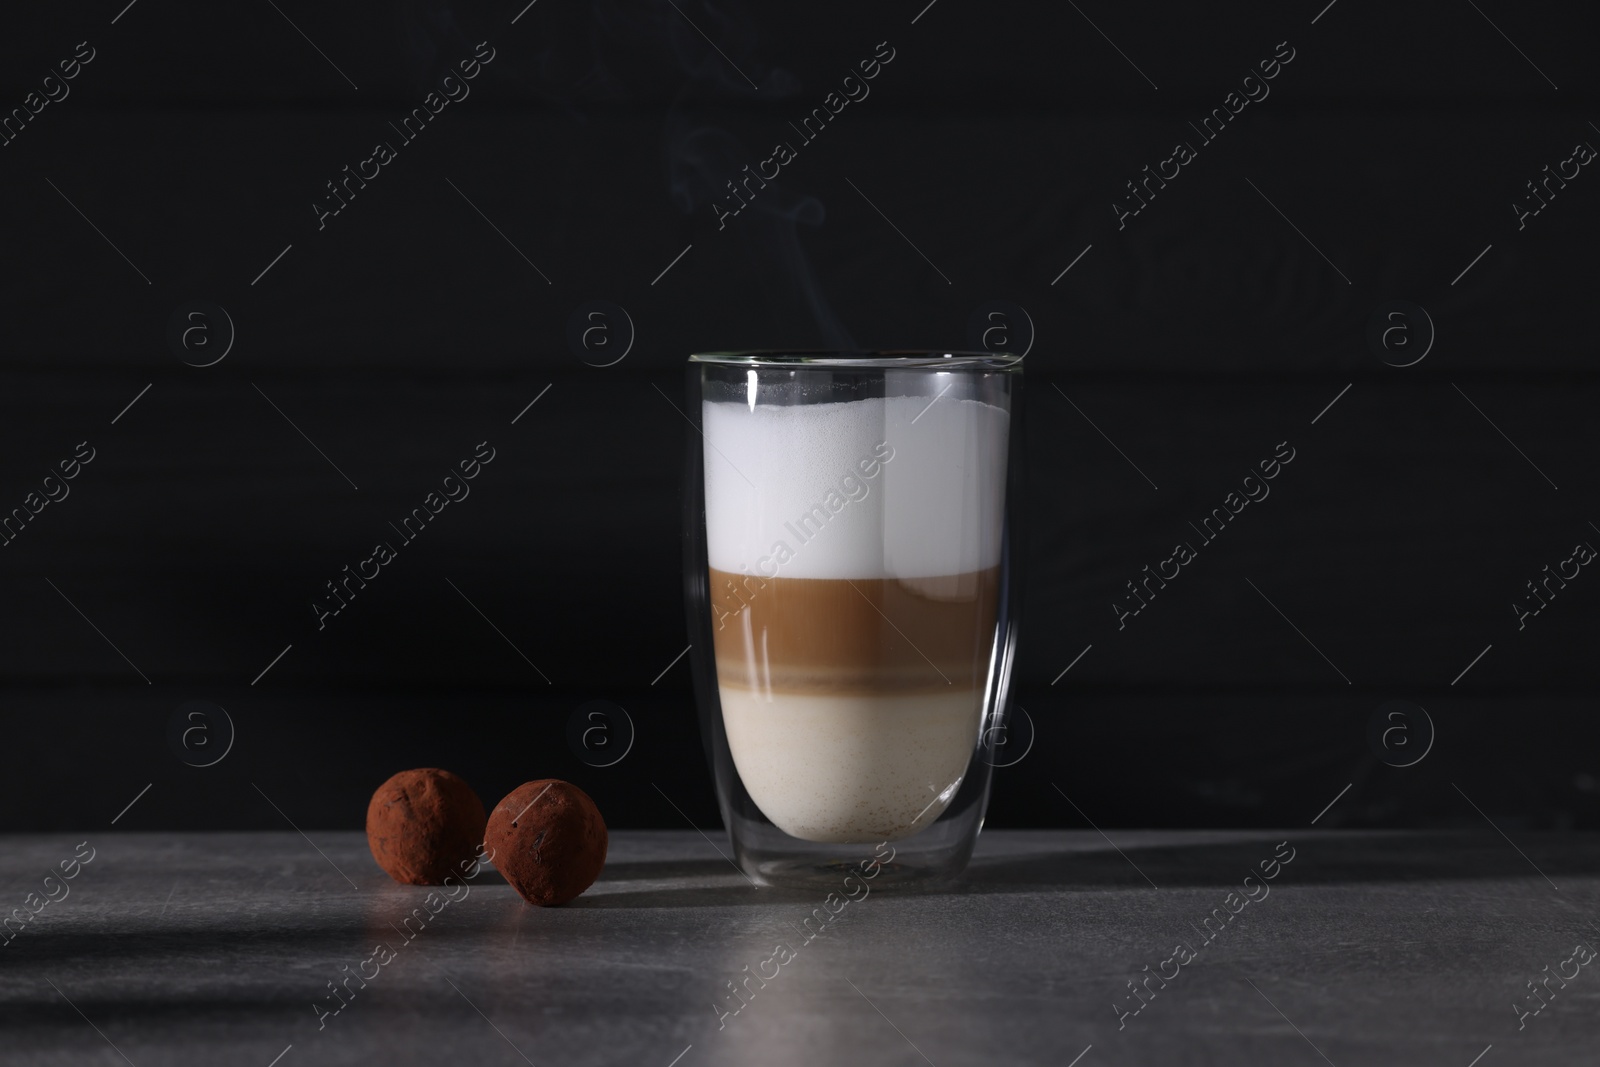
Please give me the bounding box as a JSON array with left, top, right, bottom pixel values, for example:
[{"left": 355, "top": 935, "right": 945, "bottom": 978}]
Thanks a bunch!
[{"left": 719, "top": 686, "right": 984, "bottom": 843}]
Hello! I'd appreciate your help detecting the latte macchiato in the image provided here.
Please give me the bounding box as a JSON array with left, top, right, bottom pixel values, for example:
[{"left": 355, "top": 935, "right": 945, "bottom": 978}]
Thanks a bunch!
[{"left": 703, "top": 392, "right": 1009, "bottom": 843}]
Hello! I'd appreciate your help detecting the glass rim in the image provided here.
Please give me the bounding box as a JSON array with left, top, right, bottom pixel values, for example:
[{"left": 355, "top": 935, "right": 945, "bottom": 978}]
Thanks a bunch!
[{"left": 689, "top": 349, "right": 1024, "bottom": 370}]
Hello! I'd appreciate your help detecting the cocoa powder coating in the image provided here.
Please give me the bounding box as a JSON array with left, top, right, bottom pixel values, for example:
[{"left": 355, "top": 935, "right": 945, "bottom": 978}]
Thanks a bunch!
[
  {"left": 485, "top": 779, "right": 607, "bottom": 906},
  {"left": 366, "top": 768, "right": 487, "bottom": 885}
]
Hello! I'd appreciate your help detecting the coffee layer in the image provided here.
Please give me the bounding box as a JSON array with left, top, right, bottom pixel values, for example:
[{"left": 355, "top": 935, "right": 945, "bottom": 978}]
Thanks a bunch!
[{"left": 709, "top": 567, "right": 1001, "bottom": 695}]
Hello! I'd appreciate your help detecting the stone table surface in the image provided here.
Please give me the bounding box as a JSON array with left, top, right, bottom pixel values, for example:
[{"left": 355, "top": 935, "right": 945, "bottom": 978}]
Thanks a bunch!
[{"left": 2, "top": 830, "right": 1597, "bottom": 1066}]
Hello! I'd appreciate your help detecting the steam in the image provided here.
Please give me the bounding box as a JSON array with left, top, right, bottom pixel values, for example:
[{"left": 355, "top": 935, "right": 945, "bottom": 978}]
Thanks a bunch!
[
  {"left": 668, "top": 121, "right": 857, "bottom": 350},
  {"left": 393, "top": 1, "right": 858, "bottom": 347}
]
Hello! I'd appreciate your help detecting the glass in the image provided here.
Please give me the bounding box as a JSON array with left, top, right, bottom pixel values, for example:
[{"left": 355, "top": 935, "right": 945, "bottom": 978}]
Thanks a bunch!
[{"left": 682, "top": 351, "right": 1024, "bottom": 887}]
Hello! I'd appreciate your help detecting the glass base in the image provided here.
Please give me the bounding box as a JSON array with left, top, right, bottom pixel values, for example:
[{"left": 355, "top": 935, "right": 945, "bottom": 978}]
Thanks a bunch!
[
  {"left": 726, "top": 791, "right": 986, "bottom": 890},
  {"left": 743, "top": 854, "right": 962, "bottom": 890}
]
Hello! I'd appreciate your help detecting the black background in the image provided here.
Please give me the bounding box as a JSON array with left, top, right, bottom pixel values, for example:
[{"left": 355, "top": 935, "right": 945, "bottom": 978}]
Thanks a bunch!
[{"left": 1, "top": 0, "right": 1595, "bottom": 832}]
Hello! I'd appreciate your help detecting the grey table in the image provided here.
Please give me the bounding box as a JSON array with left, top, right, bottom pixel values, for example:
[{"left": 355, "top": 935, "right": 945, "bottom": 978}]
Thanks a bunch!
[{"left": 2, "top": 830, "right": 1596, "bottom": 1066}]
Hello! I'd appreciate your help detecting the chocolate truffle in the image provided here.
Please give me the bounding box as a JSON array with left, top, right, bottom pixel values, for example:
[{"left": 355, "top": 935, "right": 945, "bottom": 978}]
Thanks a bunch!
[
  {"left": 485, "top": 780, "right": 607, "bottom": 906},
  {"left": 366, "top": 768, "right": 487, "bottom": 885}
]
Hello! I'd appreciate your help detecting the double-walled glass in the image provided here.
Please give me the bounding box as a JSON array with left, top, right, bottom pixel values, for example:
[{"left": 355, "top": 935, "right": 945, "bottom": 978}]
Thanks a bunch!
[{"left": 683, "top": 352, "right": 1023, "bottom": 887}]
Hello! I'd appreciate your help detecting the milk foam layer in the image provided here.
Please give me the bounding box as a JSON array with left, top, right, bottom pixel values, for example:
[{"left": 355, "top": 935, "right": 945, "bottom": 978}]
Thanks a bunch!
[
  {"left": 719, "top": 687, "right": 982, "bottom": 843},
  {"left": 703, "top": 394, "right": 1009, "bottom": 580}
]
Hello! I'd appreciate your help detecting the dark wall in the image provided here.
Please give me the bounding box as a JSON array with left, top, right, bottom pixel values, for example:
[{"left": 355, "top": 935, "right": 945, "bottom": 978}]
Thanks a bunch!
[{"left": 2, "top": 1, "right": 1596, "bottom": 832}]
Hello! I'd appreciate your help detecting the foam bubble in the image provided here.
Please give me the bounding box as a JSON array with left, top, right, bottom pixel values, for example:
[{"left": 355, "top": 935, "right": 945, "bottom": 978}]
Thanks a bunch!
[{"left": 703, "top": 394, "right": 1009, "bottom": 580}]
